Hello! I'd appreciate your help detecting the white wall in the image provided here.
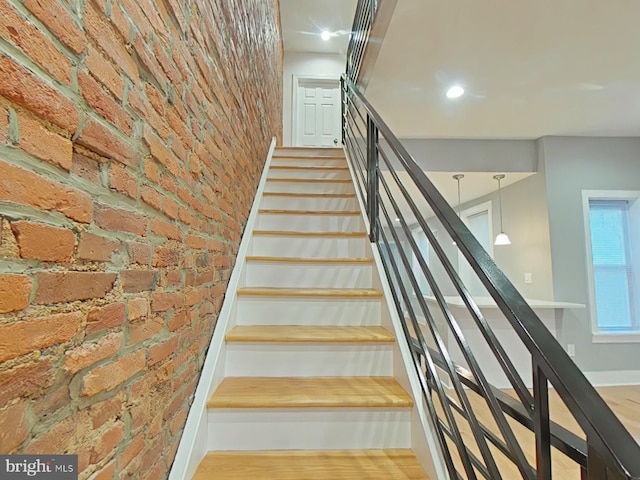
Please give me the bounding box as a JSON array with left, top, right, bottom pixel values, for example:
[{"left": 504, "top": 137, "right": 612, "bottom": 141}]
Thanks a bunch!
[{"left": 282, "top": 52, "right": 346, "bottom": 146}]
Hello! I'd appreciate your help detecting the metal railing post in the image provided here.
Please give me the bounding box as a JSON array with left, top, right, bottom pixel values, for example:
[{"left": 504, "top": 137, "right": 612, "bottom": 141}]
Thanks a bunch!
[
  {"left": 366, "top": 114, "right": 379, "bottom": 242},
  {"left": 340, "top": 76, "right": 346, "bottom": 145}
]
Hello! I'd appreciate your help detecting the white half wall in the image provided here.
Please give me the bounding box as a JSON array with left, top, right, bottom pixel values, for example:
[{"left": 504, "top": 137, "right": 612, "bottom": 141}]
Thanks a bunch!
[{"left": 283, "top": 52, "right": 346, "bottom": 146}]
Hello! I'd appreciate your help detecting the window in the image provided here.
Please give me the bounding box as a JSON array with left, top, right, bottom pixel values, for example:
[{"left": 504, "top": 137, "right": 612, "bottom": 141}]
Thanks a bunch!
[{"left": 583, "top": 191, "right": 640, "bottom": 340}]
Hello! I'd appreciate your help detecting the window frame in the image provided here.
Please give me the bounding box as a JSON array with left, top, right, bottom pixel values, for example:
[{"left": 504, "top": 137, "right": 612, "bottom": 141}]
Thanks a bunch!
[{"left": 582, "top": 190, "right": 640, "bottom": 343}]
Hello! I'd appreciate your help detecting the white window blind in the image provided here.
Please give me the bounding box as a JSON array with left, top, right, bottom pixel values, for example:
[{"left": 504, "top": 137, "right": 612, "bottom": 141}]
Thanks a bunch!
[{"left": 588, "top": 200, "right": 635, "bottom": 331}]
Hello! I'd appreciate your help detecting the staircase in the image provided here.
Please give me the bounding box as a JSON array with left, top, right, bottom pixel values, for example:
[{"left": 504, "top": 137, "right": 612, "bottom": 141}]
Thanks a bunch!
[{"left": 190, "top": 147, "right": 429, "bottom": 479}]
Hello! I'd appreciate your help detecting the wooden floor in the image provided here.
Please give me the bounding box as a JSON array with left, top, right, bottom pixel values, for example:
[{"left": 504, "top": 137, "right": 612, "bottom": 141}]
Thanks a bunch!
[
  {"left": 194, "top": 450, "right": 428, "bottom": 480},
  {"left": 437, "top": 384, "right": 640, "bottom": 479},
  {"left": 225, "top": 325, "right": 395, "bottom": 343}
]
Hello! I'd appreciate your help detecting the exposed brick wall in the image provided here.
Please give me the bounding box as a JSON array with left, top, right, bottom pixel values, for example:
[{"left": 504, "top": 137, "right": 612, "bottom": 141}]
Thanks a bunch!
[{"left": 0, "top": 0, "right": 282, "bottom": 477}]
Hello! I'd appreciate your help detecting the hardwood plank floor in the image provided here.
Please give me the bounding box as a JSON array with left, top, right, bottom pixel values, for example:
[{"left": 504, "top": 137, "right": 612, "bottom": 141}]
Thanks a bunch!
[{"left": 225, "top": 325, "right": 395, "bottom": 343}]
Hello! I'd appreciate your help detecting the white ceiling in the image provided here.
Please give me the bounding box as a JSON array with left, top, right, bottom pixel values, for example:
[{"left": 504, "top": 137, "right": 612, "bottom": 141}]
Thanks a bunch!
[
  {"left": 366, "top": 0, "right": 640, "bottom": 138},
  {"left": 279, "top": 0, "right": 357, "bottom": 55}
]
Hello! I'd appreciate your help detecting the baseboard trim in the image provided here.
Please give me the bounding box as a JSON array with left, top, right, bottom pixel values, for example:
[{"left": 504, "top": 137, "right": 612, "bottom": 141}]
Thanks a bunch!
[{"left": 584, "top": 369, "right": 640, "bottom": 387}]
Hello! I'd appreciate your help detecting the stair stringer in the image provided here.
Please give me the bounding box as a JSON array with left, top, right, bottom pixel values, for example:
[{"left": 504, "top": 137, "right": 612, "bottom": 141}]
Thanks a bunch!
[
  {"left": 169, "top": 138, "right": 277, "bottom": 480},
  {"left": 344, "top": 149, "right": 451, "bottom": 480}
]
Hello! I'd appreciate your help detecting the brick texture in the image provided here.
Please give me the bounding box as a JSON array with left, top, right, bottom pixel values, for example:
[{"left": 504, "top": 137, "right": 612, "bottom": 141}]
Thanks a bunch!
[{"left": 0, "top": 0, "right": 282, "bottom": 476}]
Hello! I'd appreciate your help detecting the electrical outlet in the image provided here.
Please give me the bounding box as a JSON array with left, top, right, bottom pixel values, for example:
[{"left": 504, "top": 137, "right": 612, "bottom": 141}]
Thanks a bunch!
[
  {"left": 524, "top": 272, "right": 533, "bottom": 284},
  {"left": 567, "top": 344, "right": 576, "bottom": 357}
]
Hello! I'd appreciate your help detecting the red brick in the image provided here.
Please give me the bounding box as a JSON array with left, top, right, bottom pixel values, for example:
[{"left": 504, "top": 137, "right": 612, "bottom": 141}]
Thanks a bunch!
[
  {"left": 86, "top": 303, "right": 125, "bottom": 335},
  {"left": 143, "top": 125, "right": 179, "bottom": 176},
  {"left": 167, "top": 312, "right": 189, "bottom": 332},
  {"left": 151, "top": 292, "right": 183, "bottom": 312},
  {"left": 145, "top": 84, "right": 165, "bottom": 116},
  {"left": 0, "top": 55, "right": 79, "bottom": 132},
  {"left": 76, "top": 118, "right": 139, "bottom": 168},
  {"left": 151, "top": 218, "right": 181, "bottom": 240},
  {"left": 34, "top": 272, "right": 116, "bottom": 304},
  {"left": 129, "top": 242, "right": 151, "bottom": 265},
  {"left": 0, "top": 311, "right": 82, "bottom": 362},
  {"left": 122, "top": 270, "right": 157, "bottom": 293},
  {"left": 120, "top": 433, "right": 144, "bottom": 469},
  {"left": 90, "top": 421, "right": 124, "bottom": 463},
  {"left": 109, "top": 162, "right": 138, "bottom": 198},
  {"left": 89, "top": 395, "right": 124, "bottom": 429},
  {"left": 81, "top": 349, "right": 146, "bottom": 396},
  {"left": 85, "top": 45, "right": 124, "bottom": 101},
  {"left": 169, "top": 405, "right": 188, "bottom": 435},
  {"left": 163, "top": 270, "right": 182, "bottom": 287},
  {"left": 185, "top": 234, "right": 206, "bottom": 249},
  {"left": 64, "top": 332, "right": 123, "bottom": 374},
  {"left": 144, "top": 159, "right": 160, "bottom": 183},
  {"left": 185, "top": 288, "right": 203, "bottom": 307},
  {"left": 17, "top": 112, "right": 73, "bottom": 170},
  {"left": 0, "top": 401, "right": 29, "bottom": 452},
  {"left": 163, "top": 197, "right": 179, "bottom": 220},
  {"left": 128, "top": 316, "right": 163, "bottom": 344},
  {"left": 11, "top": 221, "right": 75, "bottom": 262},
  {"left": 141, "top": 185, "right": 161, "bottom": 210},
  {"left": 23, "top": 0, "right": 87, "bottom": 54},
  {"left": 128, "top": 297, "right": 149, "bottom": 321},
  {"left": 110, "top": 3, "right": 131, "bottom": 42},
  {"left": 0, "top": 2, "right": 72, "bottom": 84},
  {"left": 79, "top": 71, "right": 133, "bottom": 135},
  {"left": 0, "top": 160, "right": 92, "bottom": 222},
  {"left": 160, "top": 174, "right": 176, "bottom": 194},
  {"left": 153, "top": 247, "right": 179, "bottom": 267},
  {"left": 77, "top": 232, "right": 120, "bottom": 262},
  {"left": 84, "top": 3, "right": 139, "bottom": 84},
  {"left": 0, "top": 357, "right": 54, "bottom": 405},
  {"left": 95, "top": 204, "right": 147, "bottom": 236},
  {"left": 0, "top": 273, "right": 32, "bottom": 313},
  {"left": 71, "top": 152, "right": 101, "bottom": 184},
  {"left": 149, "top": 336, "right": 178, "bottom": 365}
]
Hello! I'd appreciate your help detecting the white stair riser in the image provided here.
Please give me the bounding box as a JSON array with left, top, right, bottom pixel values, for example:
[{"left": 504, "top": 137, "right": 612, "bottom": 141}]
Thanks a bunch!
[
  {"left": 267, "top": 170, "right": 350, "bottom": 180},
  {"left": 274, "top": 148, "right": 343, "bottom": 157},
  {"left": 236, "top": 297, "right": 382, "bottom": 326},
  {"left": 256, "top": 213, "right": 363, "bottom": 231},
  {"left": 260, "top": 195, "right": 358, "bottom": 211},
  {"left": 207, "top": 409, "right": 411, "bottom": 451},
  {"left": 251, "top": 236, "right": 369, "bottom": 258},
  {"left": 264, "top": 181, "right": 354, "bottom": 195},
  {"left": 245, "top": 262, "right": 373, "bottom": 288},
  {"left": 225, "top": 344, "right": 393, "bottom": 377}
]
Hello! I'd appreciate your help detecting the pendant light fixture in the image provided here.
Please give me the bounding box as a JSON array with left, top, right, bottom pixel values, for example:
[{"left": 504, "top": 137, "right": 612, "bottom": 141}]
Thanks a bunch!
[
  {"left": 493, "top": 174, "right": 511, "bottom": 245},
  {"left": 452, "top": 174, "right": 464, "bottom": 246}
]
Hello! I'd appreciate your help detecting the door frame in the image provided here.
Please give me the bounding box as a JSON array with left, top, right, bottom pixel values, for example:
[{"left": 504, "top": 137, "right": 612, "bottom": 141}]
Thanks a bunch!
[{"left": 291, "top": 74, "right": 342, "bottom": 147}]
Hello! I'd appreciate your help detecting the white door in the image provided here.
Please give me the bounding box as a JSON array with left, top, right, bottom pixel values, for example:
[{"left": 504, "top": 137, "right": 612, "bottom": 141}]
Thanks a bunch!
[
  {"left": 458, "top": 201, "right": 493, "bottom": 297},
  {"left": 295, "top": 78, "right": 341, "bottom": 147}
]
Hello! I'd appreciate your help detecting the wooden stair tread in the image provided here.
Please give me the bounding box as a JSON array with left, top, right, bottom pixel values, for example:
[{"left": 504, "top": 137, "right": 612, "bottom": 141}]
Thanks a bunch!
[
  {"left": 263, "top": 192, "right": 356, "bottom": 198},
  {"left": 226, "top": 325, "right": 395, "bottom": 343},
  {"left": 207, "top": 377, "right": 414, "bottom": 408},
  {"left": 237, "top": 287, "right": 383, "bottom": 298},
  {"left": 253, "top": 230, "right": 367, "bottom": 237},
  {"left": 258, "top": 209, "right": 360, "bottom": 215},
  {"left": 270, "top": 165, "right": 349, "bottom": 171},
  {"left": 246, "top": 256, "right": 372, "bottom": 263},
  {"left": 267, "top": 177, "right": 352, "bottom": 183},
  {"left": 194, "top": 449, "right": 428, "bottom": 479}
]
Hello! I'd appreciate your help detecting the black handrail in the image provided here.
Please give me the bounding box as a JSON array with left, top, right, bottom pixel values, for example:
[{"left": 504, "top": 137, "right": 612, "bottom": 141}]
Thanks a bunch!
[
  {"left": 345, "top": 0, "right": 377, "bottom": 83},
  {"left": 341, "top": 69, "right": 640, "bottom": 480}
]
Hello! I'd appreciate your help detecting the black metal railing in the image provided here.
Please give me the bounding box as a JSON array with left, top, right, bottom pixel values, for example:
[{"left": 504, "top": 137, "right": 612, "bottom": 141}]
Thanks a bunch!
[
  {"left": 340, "top": 71, "right": 640, "bottom": 480},
  {"left": 345, "top": 0, "right": 377, "bottom": 84}
]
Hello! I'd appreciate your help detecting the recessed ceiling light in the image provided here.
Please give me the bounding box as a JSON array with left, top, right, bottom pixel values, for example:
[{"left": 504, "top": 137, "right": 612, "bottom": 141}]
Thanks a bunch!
[
  {"left": 446, "top": 85, "right": 465, "bottom": 99},
  {"left": 321, "top": 30, "right": 331, "bottom": 41}
]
